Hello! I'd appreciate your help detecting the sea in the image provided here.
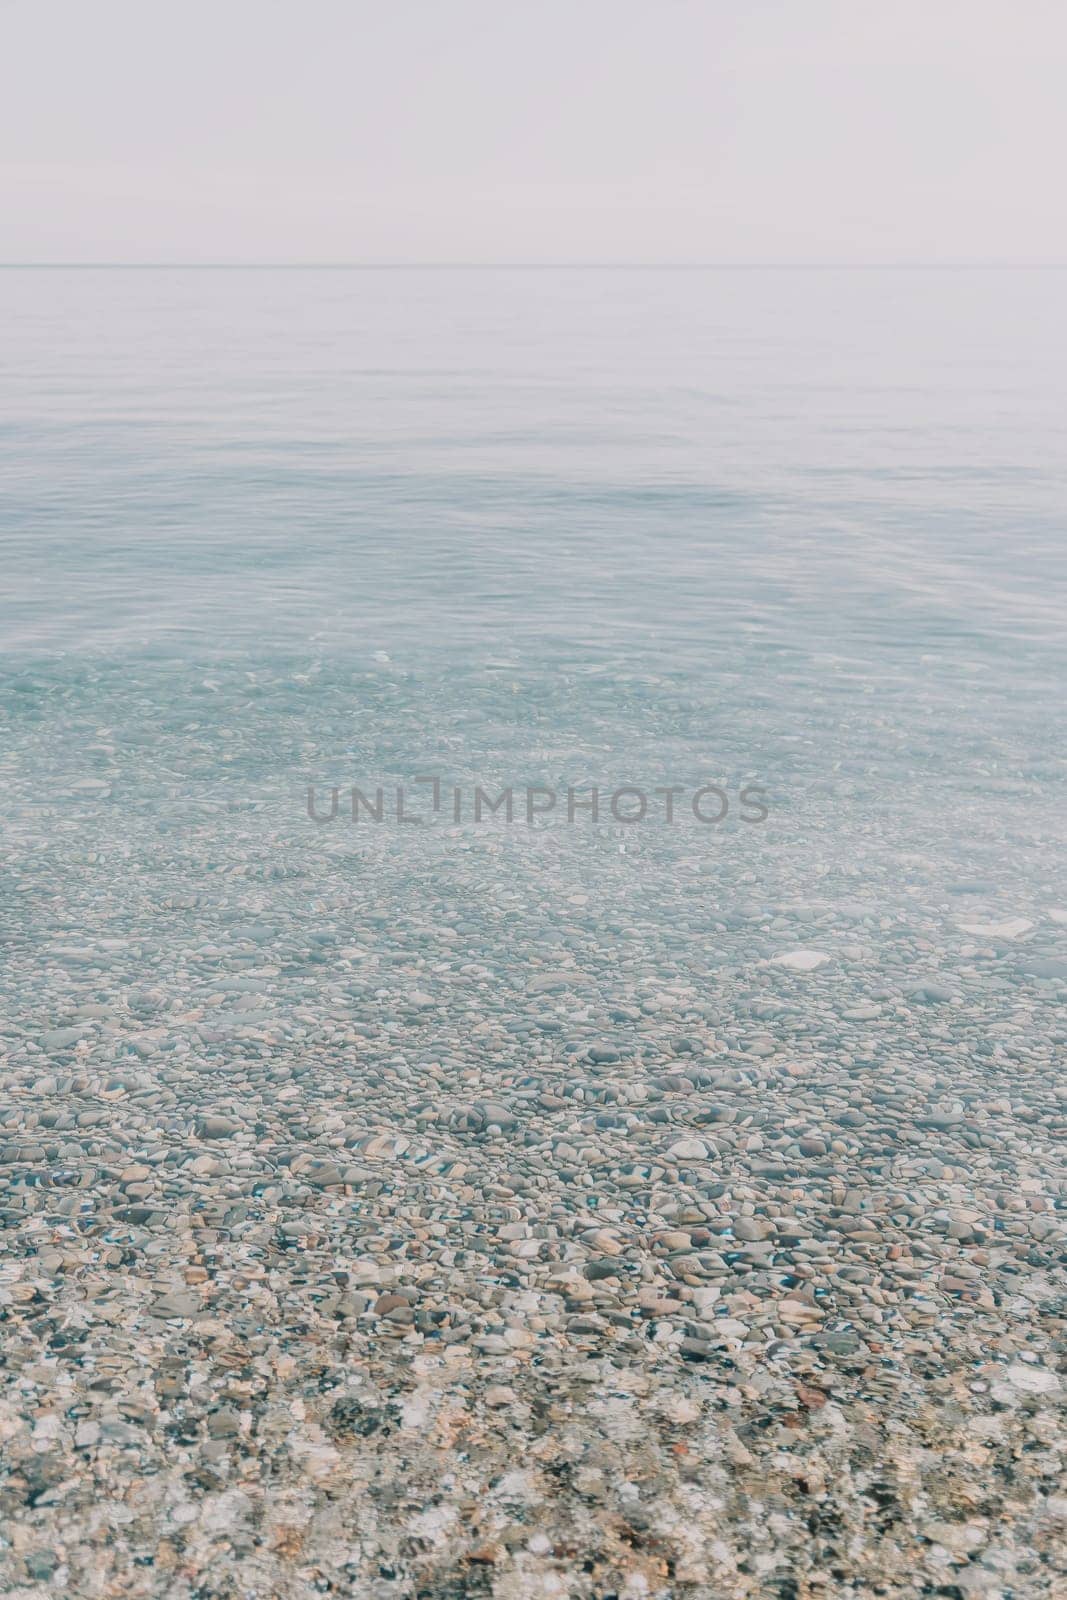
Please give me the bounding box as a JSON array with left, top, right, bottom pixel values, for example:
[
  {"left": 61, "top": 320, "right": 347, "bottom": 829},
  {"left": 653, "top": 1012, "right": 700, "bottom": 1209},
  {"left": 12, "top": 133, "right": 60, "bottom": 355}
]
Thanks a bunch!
[{"left": 1, "top": 265, "right": 1065, "bottom": 1043}]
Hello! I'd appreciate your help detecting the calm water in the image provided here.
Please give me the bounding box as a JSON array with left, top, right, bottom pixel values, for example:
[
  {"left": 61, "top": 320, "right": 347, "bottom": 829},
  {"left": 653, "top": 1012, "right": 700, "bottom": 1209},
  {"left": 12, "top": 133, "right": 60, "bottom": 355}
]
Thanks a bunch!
[
  {"left": 4, "top": 266, "right": 1066, "bottom": 664},
  {"left": 1, "top": 267, "right": 1065, "bottom": 1024}
]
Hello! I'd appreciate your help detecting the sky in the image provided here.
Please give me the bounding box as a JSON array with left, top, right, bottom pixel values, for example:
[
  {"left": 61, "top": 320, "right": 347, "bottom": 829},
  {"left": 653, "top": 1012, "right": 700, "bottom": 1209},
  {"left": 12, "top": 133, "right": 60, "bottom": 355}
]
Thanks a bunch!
[{"left": 2, "top": 0, "right": 1065, "bottom": 264}]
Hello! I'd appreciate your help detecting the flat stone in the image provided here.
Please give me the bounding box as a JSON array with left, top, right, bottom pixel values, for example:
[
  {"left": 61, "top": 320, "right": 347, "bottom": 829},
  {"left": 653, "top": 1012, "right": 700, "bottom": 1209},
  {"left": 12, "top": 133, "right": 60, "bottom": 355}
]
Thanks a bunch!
[{"left": 770, "top": 950, "right": 830, "bottom": 972}]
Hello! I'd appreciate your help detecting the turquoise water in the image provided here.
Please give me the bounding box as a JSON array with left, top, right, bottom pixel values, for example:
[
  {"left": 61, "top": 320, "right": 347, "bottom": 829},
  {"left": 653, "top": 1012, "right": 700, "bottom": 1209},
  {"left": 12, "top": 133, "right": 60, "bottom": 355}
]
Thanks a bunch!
[
  {"left": 1, "top": 266, "right": 1065, "bottom": 1038},
  {"left": 2, "top": 270, "right": 1065, "bottom": 1600}
]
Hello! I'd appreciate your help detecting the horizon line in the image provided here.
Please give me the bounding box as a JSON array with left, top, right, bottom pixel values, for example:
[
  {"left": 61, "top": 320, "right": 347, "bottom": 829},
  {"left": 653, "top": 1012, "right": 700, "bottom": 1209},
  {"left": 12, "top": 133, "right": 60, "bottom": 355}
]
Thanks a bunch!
[{"left": 3, "top": 260, "right": 1067, "bottom": 271}]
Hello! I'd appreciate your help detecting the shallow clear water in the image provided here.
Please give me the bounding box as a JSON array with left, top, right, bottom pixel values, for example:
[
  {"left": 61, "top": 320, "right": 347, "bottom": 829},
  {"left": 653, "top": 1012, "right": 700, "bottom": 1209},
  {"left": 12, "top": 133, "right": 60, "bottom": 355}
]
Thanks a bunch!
[
  {"left": 1, "top": 266, "right": 1065, "bottom": 1035},
  {"left": 3, "top": 268, "right": 1066, "bottom": 1600}
]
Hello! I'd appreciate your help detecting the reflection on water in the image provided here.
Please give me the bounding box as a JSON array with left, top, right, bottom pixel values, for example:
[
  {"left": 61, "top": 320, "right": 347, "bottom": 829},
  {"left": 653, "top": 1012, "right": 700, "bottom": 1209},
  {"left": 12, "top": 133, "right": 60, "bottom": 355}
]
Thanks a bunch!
[{"left": 3, "top": 267, "right": 1065, "bottom": 665}]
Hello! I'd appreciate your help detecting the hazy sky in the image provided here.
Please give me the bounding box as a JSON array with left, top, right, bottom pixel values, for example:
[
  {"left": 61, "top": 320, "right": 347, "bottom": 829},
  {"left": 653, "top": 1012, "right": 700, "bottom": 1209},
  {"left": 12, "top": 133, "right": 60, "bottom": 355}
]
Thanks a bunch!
[{"left": 2, "top": 0, "right": 1064, "bottom": 263}]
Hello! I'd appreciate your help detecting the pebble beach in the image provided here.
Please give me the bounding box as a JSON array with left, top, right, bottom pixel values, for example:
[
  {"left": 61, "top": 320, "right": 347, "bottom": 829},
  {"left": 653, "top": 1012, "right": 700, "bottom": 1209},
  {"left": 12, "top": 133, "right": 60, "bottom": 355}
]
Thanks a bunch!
[{"left": 1, "top": 267, "right": 1065, "bottom": 1597}]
